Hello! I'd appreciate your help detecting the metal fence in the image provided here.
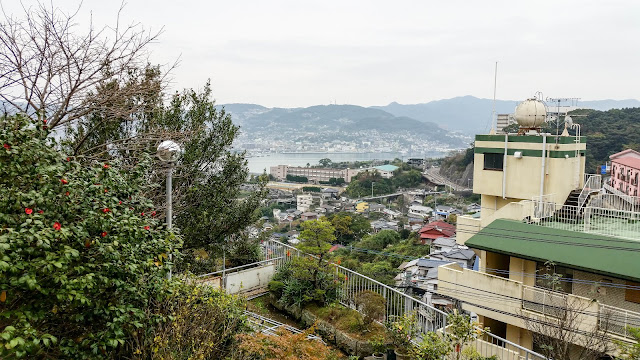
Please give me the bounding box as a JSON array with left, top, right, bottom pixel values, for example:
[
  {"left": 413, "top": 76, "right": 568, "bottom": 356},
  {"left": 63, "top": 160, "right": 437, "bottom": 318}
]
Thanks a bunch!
[
  {"left": 261, "top": 239, "right": 547, "bottom": 360},
  {"left": 578, "top": 174, "right": 602, "bottom": 209},
  {"left": 522, "top": 286, "right": 567, "bottom": 319},
  {"left": 530, "top": 200, "right": 640, "bottom": 241},
  {"left": 594, "top": 189, "right": 640, "bottom": 210},
  {"left": 244, "top": 310, "right": 324, "bottom": 341},
  {"left": 599, "top": 304, "right": 640, "bottom": 339}
]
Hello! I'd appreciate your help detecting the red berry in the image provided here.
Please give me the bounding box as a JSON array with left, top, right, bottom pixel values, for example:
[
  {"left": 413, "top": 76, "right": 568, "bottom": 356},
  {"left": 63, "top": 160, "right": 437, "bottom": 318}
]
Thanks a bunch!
[{"left": 25, "top": 208, "right": 33, "bottom": 215}]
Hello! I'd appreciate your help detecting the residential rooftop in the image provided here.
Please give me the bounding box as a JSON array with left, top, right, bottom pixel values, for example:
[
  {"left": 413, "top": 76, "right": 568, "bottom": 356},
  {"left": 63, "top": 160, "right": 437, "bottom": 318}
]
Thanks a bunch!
[{"left": 466, "top": 219, "right": 640, "bottom": 282}]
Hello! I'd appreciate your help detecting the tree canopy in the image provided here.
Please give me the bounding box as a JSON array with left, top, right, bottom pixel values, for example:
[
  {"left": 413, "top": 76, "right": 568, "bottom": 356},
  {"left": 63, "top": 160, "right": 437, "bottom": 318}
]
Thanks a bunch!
[{"left": 0, "top": 115, "right": 179, "bottom": 358}]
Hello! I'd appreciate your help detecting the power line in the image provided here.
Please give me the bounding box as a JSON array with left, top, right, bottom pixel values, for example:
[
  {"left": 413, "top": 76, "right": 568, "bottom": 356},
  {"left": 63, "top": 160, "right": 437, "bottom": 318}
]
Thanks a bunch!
[
  {"left": 455, "top": 221, "right": 640, "bottom": 247},
  {"left": 337, "top": 241, "right": 640, "bottom": 290}
]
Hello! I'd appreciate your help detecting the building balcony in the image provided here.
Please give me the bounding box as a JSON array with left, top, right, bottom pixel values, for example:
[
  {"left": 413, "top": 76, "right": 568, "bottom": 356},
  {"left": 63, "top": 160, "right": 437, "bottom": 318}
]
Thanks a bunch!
[{"left": 438, "top": 263, "right": 640, "bottom": 343}]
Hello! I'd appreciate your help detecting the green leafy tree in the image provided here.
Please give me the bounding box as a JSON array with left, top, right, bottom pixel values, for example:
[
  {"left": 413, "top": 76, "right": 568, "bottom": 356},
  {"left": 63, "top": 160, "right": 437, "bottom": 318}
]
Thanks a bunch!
[
  {"left": 318, "top": 158, "right": 332, "bottom": 167},
  {"left": 269, "top": 219, "right": 342, "bottom": 307},
  {"left": 298, "top": 218, "right": 335, "bottom": 262},
  {"left": 392, "top": 169, "right": 422, "bottom": 188},
  {"left": 327, "top": 212, "right": 370, "bottom": 244},
  {"left": 359, "top": 261, "right": 397, "bottom": 285},
  {"left": 329, "top": 213, "right": 354, "bottom": 244},
  {"left": 410, "top": 332, "right": 451, "bottom": 360},
  {"left": 69, "top": 80, "right": 267, "bottom": 257},
  {"left": 0, "top": 115, "right": 179, "bottom": 358},
  {"left": 616, "top": 326, "right": 640, "bottom": 359},
  {"left": 154, "top": 85, "right": 267, "bottom": 252}
]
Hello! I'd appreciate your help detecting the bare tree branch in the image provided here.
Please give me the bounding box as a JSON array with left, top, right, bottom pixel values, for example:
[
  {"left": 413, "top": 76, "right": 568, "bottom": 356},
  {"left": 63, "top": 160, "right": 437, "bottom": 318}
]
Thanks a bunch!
[{"left": 0, "top": 1, "right": 174, "bottom": 128}]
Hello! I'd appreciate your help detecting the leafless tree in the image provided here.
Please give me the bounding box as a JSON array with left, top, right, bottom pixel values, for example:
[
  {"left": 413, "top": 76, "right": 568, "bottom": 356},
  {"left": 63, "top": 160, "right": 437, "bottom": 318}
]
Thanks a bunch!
[
  {"left": 522, "top": 289, "right": 616, "bottom": 360},
  {"left": 0, "top": 1, "right": 170, "bottom": 129}
]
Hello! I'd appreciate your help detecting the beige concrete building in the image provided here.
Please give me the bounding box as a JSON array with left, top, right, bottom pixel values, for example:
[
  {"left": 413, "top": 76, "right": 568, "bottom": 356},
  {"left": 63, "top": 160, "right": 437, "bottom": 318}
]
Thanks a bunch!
[
  {"left": 496, "top": 113, "right": 515, "bottom": 133},
  {"left": 443, "top": 99, "right": 640, "bottom": 359},
  {"left": 296, "top": 194, "right": 313, "bottom": 212},
  {"left": 269, "top": 165, "right": 364, "bottom": 184}
]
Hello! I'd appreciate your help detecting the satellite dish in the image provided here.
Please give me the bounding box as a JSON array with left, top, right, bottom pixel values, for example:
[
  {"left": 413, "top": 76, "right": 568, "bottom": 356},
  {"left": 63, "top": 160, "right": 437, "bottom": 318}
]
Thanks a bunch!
[{"left": 565, "top": 115, "right": 573, "bottom": 127}]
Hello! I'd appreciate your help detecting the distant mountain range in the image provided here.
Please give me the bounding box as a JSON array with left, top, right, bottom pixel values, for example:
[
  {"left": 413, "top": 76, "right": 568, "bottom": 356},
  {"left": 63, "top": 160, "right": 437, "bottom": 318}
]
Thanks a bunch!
[
  {"left": 372, "top": 96, "right": 640, "bottom": 135},
  {"left": 218, "top": 103, "right": 468, "bottom": 148},
  {"left": 220, "top": 96, "right": 640, "bottom": 138}
]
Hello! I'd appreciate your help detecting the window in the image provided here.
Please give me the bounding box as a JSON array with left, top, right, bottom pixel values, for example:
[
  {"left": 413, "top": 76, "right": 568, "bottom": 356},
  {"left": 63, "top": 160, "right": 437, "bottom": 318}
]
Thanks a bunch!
[
  {"left": 484, "top": 153, "right": 504, "bottom": 171},
  {"left": 536, "top": 262, "right": 574, "bottom": 293},
  {"left": 626, "top": 281, "right": 640, "bottom": 304}
]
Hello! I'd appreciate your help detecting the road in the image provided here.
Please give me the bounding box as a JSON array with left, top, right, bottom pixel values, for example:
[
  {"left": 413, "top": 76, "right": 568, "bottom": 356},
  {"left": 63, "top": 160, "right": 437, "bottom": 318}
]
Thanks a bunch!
[{"left": 422, "top": 167, "right": 469, "bottom": 192}]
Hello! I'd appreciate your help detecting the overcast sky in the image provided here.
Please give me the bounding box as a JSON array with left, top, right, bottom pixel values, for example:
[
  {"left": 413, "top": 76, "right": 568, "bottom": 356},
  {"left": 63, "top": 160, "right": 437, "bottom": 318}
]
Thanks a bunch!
[{"left": 3, "top": 0, "right": 639, "bottom": 107}]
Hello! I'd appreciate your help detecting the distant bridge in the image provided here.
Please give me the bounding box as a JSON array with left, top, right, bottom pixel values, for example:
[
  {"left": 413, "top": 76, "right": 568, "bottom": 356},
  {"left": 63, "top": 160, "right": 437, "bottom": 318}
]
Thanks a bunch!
[{"left": 353, "top": 192, "right": 405, "bottom": 202}]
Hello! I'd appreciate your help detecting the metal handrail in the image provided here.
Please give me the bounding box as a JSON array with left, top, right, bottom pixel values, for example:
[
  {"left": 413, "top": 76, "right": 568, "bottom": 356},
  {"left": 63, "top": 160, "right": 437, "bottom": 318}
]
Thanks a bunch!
[
  {"left": 578, "top": 174, "right": 602, "bottom": 209},
  {"left": 262, "top": 239, "right": 547, "bottom": 360}
]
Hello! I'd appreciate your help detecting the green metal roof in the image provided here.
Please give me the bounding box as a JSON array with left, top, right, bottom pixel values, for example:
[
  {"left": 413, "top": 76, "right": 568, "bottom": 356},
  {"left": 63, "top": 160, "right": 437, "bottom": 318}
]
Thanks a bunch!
[
  {"left": 466, "top": 219, "right": 640, "bottom": 282},
  {"left": 375, "top": 164, "right": 399, "bottom": 172}
]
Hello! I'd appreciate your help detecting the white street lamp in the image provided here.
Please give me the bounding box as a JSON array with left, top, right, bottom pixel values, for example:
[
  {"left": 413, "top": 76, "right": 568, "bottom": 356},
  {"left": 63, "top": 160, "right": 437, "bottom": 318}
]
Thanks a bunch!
[{"left": 157, "top": 140, "right": 181, "bottom": 280}]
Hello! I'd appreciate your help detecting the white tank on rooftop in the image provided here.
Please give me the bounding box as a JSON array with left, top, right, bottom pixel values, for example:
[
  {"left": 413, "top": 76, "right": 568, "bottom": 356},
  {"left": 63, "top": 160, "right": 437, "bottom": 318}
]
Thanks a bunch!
[{"left": 514, "top": 98, "right": 547, "bottom": 128}]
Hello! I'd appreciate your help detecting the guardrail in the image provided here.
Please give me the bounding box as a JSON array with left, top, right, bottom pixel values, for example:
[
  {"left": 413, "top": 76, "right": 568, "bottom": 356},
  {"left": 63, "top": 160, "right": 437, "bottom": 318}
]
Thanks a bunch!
[
  {"left": 244, "top": 310, "right": 324, "bottom": 341},
  {"left": 529, "top": 200, "right": 640, "bottom": 241},
  {"left": 578, "top": 174, "right": 602, "bottom": 209},
  {"left": 261, "top": 240, "right": 546, "bottom": 360},
  {"left": 600, "top": 186, "right": 639, "bottom": 209},
  {"left": 600, "top": 304, "right": 640, "bottom": 339},
  {"left": 522, "top": 285, "right": 568, "bottom": 318}
]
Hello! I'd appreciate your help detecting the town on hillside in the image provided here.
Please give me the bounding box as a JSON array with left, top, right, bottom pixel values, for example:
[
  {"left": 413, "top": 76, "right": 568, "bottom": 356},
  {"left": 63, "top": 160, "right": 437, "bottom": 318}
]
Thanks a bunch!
[{"left": 4, "top": 2, "right": 640, "bottom": 359}]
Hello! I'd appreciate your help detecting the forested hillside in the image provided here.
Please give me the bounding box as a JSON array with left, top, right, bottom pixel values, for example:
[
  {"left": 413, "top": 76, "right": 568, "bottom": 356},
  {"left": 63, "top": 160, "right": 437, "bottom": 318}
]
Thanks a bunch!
[{"left": 574, "top": 107, "right": 640, "bottom": 172}]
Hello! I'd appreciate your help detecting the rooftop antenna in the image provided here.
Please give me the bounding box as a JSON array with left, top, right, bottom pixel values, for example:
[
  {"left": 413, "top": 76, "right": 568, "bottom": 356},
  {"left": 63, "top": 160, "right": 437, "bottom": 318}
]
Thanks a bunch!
[
  {"left": 545, "top": 96, "right": 580, "bottom": 137},
  {"left": 491, "top": 62, "right": 498, "bottom": 133}
]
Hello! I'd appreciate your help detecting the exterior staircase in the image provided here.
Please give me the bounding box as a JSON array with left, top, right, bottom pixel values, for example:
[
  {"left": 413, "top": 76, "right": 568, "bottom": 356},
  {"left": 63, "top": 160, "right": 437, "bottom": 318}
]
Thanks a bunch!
[
  {"left": 554, "top": 189, "right": 582, "bottom": 222},
  {"left": 554, "top": 189, "right": 598, "bottom": 223}
]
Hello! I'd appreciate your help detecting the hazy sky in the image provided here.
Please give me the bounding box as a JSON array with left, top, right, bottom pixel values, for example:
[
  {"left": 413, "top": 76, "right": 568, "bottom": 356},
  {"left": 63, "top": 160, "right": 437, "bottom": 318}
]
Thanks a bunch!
[{"left": 3, "top": 0, "right": 639, "bottom": 107}]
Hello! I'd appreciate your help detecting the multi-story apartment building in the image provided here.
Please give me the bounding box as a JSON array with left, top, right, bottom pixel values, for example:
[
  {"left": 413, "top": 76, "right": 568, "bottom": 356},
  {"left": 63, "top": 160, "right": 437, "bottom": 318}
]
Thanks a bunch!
[
  {"left": 441, "top": 98, "right": 640, "bottom": 359},
  {"left": 496, "top": 113, "right": 515, "bottom": 133},
  {"left": 608, "top": 149, "right": 640, "bottom": 198},
  {"left": 296, "top": 194, "right": 313, "bottom": 212}
]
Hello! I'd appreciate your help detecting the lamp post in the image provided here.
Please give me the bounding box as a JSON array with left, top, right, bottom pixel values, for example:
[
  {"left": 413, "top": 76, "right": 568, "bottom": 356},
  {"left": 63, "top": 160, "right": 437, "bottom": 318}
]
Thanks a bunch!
[
  {"left": 371, "top": 181, "right": 375, "bottom": 198},
  {"left": 157, "top": 140, "right": 181, "bottom": 280}
]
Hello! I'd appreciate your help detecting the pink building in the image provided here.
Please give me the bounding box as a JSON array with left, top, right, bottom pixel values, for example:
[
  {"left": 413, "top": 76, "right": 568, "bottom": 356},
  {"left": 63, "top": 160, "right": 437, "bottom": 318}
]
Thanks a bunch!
[{"left": 609, "top": 149, "right": 640, "bottom": 197}]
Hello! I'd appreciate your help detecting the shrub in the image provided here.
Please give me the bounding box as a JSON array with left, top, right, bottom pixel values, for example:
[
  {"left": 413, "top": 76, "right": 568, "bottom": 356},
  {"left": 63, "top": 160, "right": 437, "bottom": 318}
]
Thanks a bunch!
[
  {"left": 130, "top": 281, "right": 248, "bottom": 359},
  {"left": 276, "top": 257, "right": 341, "bottom": 307},
  {"left": 0, "top": 115, "right": 179, "bottom": 358},
  {"left": 355, "top": 291, "right": 385, "bottom": 329},
  {"left": 410, "top": 332, "right": 451, "bottom": 360},
  {"left": 268, "top": 280, "right": 286, "bottom": 298},
  {"left": 234, "top": 327, "right": 339, "bottom": 360},
  {"left": 386, "top": 312, "right": 419, "bottom": 354},
  {"left": 368, "top": 334, "right": 387, "bottom": 355},
  {"left": 302, "top": 186, "right": 322, "bottom": 192}
]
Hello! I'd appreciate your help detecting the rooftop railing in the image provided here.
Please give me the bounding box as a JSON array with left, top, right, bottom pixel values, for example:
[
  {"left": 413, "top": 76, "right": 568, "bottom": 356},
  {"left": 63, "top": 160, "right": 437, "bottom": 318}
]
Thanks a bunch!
[{"left": 531, "top": 199, "right": 640, "bottom": 241}]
